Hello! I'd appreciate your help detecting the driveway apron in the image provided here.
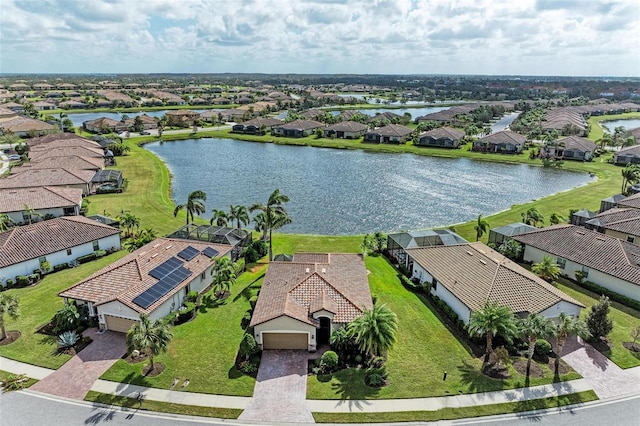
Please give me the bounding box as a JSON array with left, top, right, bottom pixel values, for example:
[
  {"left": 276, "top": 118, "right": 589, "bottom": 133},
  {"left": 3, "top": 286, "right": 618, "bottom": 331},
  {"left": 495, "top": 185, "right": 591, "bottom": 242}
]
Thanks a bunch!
[
  {"left": 31, "top": 328, "right": 126, "bottom": 400},
  {"left": 561, "top": 336, "right": 640, "bottom": 399},
  {"left": 239, "top": 350, "right": 314, "bottom": 423}
]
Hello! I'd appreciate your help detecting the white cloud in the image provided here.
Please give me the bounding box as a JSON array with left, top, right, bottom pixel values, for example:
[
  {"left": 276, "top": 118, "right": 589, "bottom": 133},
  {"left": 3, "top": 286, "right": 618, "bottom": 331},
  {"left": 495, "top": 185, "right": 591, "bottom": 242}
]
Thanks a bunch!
[{"left": 1, "top": 0, "right": 638, "bottom": 76}]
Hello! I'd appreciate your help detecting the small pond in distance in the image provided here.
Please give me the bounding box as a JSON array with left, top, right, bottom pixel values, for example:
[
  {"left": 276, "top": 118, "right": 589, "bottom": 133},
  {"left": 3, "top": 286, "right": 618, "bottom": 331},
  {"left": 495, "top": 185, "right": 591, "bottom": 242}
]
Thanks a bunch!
[{"left": 145, "top": 138, "right": 595, "bottom": 235}]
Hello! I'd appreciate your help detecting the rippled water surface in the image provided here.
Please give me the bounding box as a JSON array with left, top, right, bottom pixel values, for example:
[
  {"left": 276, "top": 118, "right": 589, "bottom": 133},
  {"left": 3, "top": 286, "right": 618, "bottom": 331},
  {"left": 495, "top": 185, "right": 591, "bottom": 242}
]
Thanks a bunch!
[{"left": 146, "top": 138, "right": 595, "bottom": 235}]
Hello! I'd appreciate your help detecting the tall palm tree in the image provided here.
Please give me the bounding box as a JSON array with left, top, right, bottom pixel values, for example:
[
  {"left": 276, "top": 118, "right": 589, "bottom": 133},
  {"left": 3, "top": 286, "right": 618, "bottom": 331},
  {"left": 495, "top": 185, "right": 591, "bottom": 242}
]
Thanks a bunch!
[
  {"left": 228, "top": 205, "right": 249, "bottom": 229},
  {"left": 518, "top": 313, "right": 555, "bottom": 377},
  {"left": 597, "top": 133, "right": 612, "bottom": 150},
  {"left": 621, "top": 164, "right": 640, "bottom": 194},
  {"left": 348, "top": 303, "right": 398, "bottom": 358},
  {"left": 212, "top": 257, "right": 237, "bottom": 298},
  {"left": 126, "top": 314, "right": 172, "bottom": 373},
  {"left": 549, "top": 212, "right": 565, "bottom": 225},
  {"left": 474, "top": 214, "right": 490, "bottom": 241},
  {"left": 23, "top": 204, "right": 41, "bottom": 225},
  {"left": 552, "top": 312, "right": 590, "bottom": 376},
  {"left": 0, "top": 293, "right": 20, "bottom": 341},
  {"left": 521, "top": 207, "right": 544, "bottom": 227},
  {"left": 117, "top": 211, "right": 140, "bottom": 238},
  {"left": 0, "top": 214, "right": 15, "bottom": 231},
  {"left": 210, "top": 209, "right": 228, "bottom": 227},
  {"left": 173, "top": 190, "right": 207, "bottom": 225},
  {"left": 531, "top": 256, "right": 561, "bottom": 282},
  {"left": 252, "top": 212, "right": 268, "bottom": 241},
  {"left": 249, "top": 189, "right": 291, "bottom": 261},
  {"left": 466, "top": 302, "right": 517, "bottom": 362}
]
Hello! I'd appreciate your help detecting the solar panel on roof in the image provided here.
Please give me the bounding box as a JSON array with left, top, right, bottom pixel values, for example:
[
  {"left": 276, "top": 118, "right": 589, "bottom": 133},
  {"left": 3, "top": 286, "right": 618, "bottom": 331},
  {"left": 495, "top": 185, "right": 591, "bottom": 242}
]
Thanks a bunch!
[
  {"left": 132, "top": 292, "right": 156, "bottom": 309},
  {"left": 133, "top": 266, "right": 193, "bottom": 309},
  {"left": 177, "top": 246, "right": 200, "bottom": 261},
  {"left": 202, "top": 247, "right": 219, "bottom": 258},
  {"left": 148, "top": 256, "right": 184, "bottom": 280}
]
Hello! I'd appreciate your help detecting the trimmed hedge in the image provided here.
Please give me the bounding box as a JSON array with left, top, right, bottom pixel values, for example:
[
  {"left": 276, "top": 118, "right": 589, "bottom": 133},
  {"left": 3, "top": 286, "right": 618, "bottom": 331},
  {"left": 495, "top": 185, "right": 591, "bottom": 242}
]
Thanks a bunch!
[
  {"left": 53, "top": 263, "right": 69, "bottom": 272},
  {"left": 577, "top": 280, "right": 640, "bottom": 311},
  {"left": 76, "top": 253, "right": 97, "bottom": 264},
  {"left": 176, "top": 302, "right": 196, "bottom": 324},
  {"left": 16, "top": 275, "right": 29, "bottom": 287}
]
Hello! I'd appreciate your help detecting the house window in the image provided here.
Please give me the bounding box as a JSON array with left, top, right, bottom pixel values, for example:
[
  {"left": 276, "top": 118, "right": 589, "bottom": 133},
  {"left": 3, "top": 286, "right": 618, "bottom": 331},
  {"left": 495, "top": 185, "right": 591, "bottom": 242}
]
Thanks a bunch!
[
  {"left": 201, "top": 272, "right": 206, "bottom": 280},
  {"left": 582, "top": 266, "right": 590, "bottom": 278},
  {"left": 432, "top": 279, "right": 438, "bottom": 291},
  {"left": 556, "top": 257, "right": 566, "bottom": 269},
  {"left": 92, "top": 241, "right": 100, "bottom": 251},
  {"left": 627, "top": 235, "right": 635, "bottom": 243},
  {"left": 38, "top": 256, "right": 47, "bottom": 265}
]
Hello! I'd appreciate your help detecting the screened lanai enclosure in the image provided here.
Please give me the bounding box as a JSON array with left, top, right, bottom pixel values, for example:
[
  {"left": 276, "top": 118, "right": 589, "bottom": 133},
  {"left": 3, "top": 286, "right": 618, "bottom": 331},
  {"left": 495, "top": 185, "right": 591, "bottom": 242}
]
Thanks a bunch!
[
  {"left": 387, "top": 229, "right": 468, "bottom": 269},
  {"left": 167, "top": 224, "right": 252, "bottom": 261}
]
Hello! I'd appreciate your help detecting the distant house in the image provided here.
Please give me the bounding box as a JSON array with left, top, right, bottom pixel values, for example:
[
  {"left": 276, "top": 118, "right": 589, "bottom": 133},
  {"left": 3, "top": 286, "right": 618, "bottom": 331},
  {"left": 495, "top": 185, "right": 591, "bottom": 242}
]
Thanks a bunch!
[
  {"left": 363, "top": 124, "right": 413, "bottom": 144},
  {"left": 514, "top": 224, "right": 640, "bottom": 302},
  {"left": 614, "top": 145, "right": 640, "bottom": 165},
  {"left": 59, "top": 238, "right": 231, "bottom": 332},
  {"left": 387, "top": 229, "right": 468, "bottom": 269},
  {"left": 0, "top": 216, "right": 121, "bottom": 287},
  {"left": 165, "top": 110, "right": 199, "bottom": 127},
  {"left": 0, "top": 168, "right": 95, "bottom": 195},
  {"left": 600, "top": 194, "right": 627, "bottom": 212},
  {"left": 250, "top": 253, "right": 373, "bottom": 351},
  {"left": 570, "top": 209, "right": 596, "bottom": 226},
  {"left": 487, "top": 222, "right": 538, "bottom": 246},
  {"left": 615, "top": 193, "right": 640, "bottom": 210},
  {"left": 0, "top": 107, "right": 56, "bottom": 137},
  {"left": 554, "top": 136, "right": 597, "bottom": 161},
  {"left": 323, "top": 121, "right": 369, "bottom": 139},
  {"left": 585, "top": 208, "right": 640, "bottom": 244},
  {"left": 231, "top": 117, "right": 283, "bottom": 135},
  {"left": 0, "top": 186, "right": 83, "bottom": 224},
  {"left": 474, "top": 130, "right": 526, "bottom": 154},
  {"left": 25, "top": 155, "right": 105, "bottom": 172},
  {"left": 123, "top": 114, "right": 159, "bottom": 130},
  {"left": 58, "top": 100, "right": 87, "bottom": 109},
  {"left": 415, "top": 127, "right": 465, "bottom": 148},
  {"left": 272, "top": 119, "right": 324, "bottom": 138},
  {"left": 166, "top": 224, "right": 252, "bottom": 261},
  {"left": 32, "top": 101, "right": 57, "bottom": 111},
  {"left": 408, "top": 242, "right": 584, "bottom": 323},
  {"left": 83, "top": 117, "right": 128, "bottom": 134},
  {"left": 369, "top": 111, "right": 402, "bottom": 124}
]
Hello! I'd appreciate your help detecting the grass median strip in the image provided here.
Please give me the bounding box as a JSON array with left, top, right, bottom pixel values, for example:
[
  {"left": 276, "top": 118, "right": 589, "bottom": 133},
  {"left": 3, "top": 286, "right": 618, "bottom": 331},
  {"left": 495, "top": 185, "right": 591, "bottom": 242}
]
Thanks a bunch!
[
  {"left": 84, "top": 391, "right": 242, "bottom": 419},
  {"left": 312, "top": 390, "right": 598, "bottom": 423}
]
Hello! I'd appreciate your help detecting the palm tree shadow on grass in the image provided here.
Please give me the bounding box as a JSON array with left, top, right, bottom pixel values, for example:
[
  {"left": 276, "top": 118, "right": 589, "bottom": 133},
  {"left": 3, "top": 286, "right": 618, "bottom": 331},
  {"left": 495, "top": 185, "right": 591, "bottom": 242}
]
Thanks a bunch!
[
  {"left": 326, "top": 371, "right": 380, "bottom": 409},
  {"left": 457, "top": 359, "right": 511, "bottom": 394},
  {"left": 232, "top": 273, "right": 265, "bottom": 303},
  {"left": 85, "top": 389, "right": 143, "bottom": 425}
]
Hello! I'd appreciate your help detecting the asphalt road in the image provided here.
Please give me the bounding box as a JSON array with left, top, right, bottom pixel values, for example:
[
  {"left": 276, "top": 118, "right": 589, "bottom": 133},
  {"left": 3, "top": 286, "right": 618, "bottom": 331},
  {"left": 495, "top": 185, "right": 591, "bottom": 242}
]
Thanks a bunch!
[{"left": 2, "top": 390, "right": 639, "bottom": 426}]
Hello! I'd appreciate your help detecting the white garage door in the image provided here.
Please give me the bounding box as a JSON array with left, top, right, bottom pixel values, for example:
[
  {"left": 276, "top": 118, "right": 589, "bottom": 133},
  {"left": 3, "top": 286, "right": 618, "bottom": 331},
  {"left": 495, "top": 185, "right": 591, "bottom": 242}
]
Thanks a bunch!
[
  {"left": 262, "top": 333, "right": 308, "bottom": 350},
  {"left": 104, "top": 315, "right": 136, "bottom": 333}
]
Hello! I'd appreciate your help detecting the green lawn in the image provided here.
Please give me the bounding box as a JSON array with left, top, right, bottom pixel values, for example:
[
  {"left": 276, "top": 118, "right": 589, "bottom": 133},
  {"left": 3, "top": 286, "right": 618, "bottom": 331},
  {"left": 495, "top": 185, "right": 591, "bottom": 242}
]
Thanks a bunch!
[
  {"left": 554, "top": 280, "right": 640, "bottom": 369},
  {"left": 0, "top": 251, "right": 128, "bottom": 369},
  {"left": 307, "top": 255, "right": 581, "bottom": 400},
  {"left": 312, "top": 390, "right": 598, "bottom": 423},
  {"left": 0, "top": 369, "right": 38, "bottom": 389},
  {"left": 99, "top": 266, "right": 265, "bottom": 396},
  {"left": 587, "top": 112, "right": 640, "bottom": 142}
]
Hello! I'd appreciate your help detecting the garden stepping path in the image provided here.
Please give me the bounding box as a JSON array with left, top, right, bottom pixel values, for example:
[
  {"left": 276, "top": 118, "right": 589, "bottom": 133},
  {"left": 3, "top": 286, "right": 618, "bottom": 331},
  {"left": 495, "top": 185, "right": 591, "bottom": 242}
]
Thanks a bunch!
[{"left": 31, "top": 328, "right": 126, "bottom": 400}]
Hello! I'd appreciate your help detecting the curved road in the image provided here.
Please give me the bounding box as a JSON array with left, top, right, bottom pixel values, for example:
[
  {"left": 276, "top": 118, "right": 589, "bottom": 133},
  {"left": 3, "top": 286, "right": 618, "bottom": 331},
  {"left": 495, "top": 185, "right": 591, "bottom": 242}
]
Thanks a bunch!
[{"left": 1, "top": 390, "right": 638, "bottom": 426}]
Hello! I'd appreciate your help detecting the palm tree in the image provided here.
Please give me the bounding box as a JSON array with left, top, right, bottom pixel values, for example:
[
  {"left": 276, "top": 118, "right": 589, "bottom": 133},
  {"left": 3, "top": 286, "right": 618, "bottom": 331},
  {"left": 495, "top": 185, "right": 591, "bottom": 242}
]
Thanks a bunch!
[
  {"left": 521, "top": 207, "right": 544, "bottom": 227},
  {"left": 549, "top": 212, "right": 565, "bottom": 225},
  {"left": 531, "top": 256, "right": 561, "bottom": 282},
  {"left": 474, "top": 214, "right": 490, "bottom": 241},
  {"left": 117, "top": 211, "right": 140, "bottom": 238},
  {"left": 126, "top": 314, "right": 172, "bottom": 373},
  {"left": 210, "top": 209, "right": 228, "bottom": 227},
  {"left": 212, "top": 257, "right": 236, "bottom": 298},
  {"left": 621, "top": 164, "right": 640, "bottom": 194},
  {"left": 228, "top": 205, "right": 249, "bottom": 229},
  {"left": 0, "top": 214, "right": 15, "bottom": 231},
  {"left": 173, "top": 190, "right": 207, "bottom": 225},
  {"left": 348, "top": 303, "right": 398, "bottom": 358},
  {"left": 252, "top": 212, "right": 268, "bottom": 241},
  {"left": 466, "top": 302, "right": 517, "bottom": 362},
  {"left": 552, "top": 312, "right": 590, "bottom": 376},
  {"left": 249, "top": 189, "right": 291, "bottom": 261},
  {"left": 597, "top": 133, "right": 612, "bottom": 150},
  {"left": 0, "top": 293, "right": 20, "bottom": 341},
  {"left": 518, "top": 313, "right": 555, "bottom": 377},
  {"left": 23, "top": 204, "right": 41, "bottom": 225}
]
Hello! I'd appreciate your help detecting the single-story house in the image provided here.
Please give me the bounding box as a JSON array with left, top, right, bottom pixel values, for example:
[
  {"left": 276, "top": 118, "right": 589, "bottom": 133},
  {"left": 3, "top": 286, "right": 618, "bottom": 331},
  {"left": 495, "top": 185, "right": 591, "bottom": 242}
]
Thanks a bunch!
[
  {"left": 83, "top": 117, "right": 128, "bottom": 134},
  {"left": 0, "top": 168, "right": 95, "bottom": 195},
  {"left": 363, "top": 124, "right": 413, "bottom": 144},
  {"left": 272, "top": 120, "right": 324, "bottom": 138},
  {"left": 514, "top": 224, "right": 640, "bottom": 302},
  {"left": 408, "top": 242, "right": 584, "bottom": 323},
  {"left": 59, "top": 238, "right": 231, "bottom": 332},
  {"left": 0, "top": 216, "right": 121, "bottom": 287},
  {"left": 123, "top": 114, "right": 159, "bottom": 130},
  {"left": 231, "top": 117, "right": 283, "bottom": 134},
  {"left": 58, "top": 100, "right": 87, "bottom": 109},
  {"left": 614, "top": 145, "right": 640, "bottom": 165},
  {"left": 488, "top": 222, "right": 538, "bottom": 246},
  {"left": 0, "top": 107, "right": 56, "bottom": 137},
  {"left": 368, "top": 111, "right": 402, "bottom": 124},
  {"left": 585, "top": 208, "right": 640, "bottom": 244},
  {"left": 473, "top": 130, "right": 526, "bottom": 154},
  {"left": 387, "top": 229, "right": 468, "bottom": 269},
  {"left": 166, "top": 110, "right": 200, "bottom": 127},
  {"left": 555, "top": 136, "right": 597, "bottom": 161},
  {"left": 323, "top": 121, "right": 369, "bottom": 139},
  {"left": 0, "top": 186, "right": 83, "bottom": 224},
  {"left": 616, "top": 192, "right": 640, "bottom": 210},
  {"left": 24, "top": 155, "right": 104, "bottom": 172},
  {"left": 415, "top": 127, "right": 465, "bottom": 148},
  {"left": 250, "top": 253, "right": 373, "bottom": 351},
  {"left": 600, "top": 194, "right": 627, "bottom": 213},
  {"left": 32, "top": 101, "right": 57, "bottom": 111}
]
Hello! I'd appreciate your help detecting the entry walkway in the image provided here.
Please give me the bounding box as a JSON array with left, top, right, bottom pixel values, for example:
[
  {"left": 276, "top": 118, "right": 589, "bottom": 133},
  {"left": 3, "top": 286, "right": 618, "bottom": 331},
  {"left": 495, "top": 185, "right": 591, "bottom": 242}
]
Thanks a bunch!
[{"left": 30, "top": 328, "right": 126, "bottom": 399}]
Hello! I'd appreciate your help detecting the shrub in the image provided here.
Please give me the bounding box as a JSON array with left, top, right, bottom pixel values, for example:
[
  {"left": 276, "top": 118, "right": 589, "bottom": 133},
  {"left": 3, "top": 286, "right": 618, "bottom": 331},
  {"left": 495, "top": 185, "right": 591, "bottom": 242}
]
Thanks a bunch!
[
  {"left": 57, "top": 330, "right": 80, "bottom": 349},
  {"left": 186, "top": 291, "right": 198, "bottom": 303},
  {"left": 52, "top": 304, "right": 81, "bottom": 334},
  {"left": 241, "top": 311, "right": 252, "bottom": 329},
  {"left": 94, "top": 250, "right": 107, "bottom": 258},
  {"left": 40, "top": 260, "right": 52, "bottom": 274},
  {"left": 163, "top": 311, "right": 178, "bottom": 325},
  {"left": 397, "top": 264, "right": 411, "bottom": 277},
  {"left": 53, "top": 263, "right": 69, "bottom": 272},
  {"left": 368, "top": 356, "right": 385, "bottom": 369},
  {"left": 365, "top": 369, "right": 387, "bottom": 387},
  {"left": 5, "top": 278, "right": 14, "bottom": 288},
  {"left": 76, "top": 253, "right": 97, "bottom": 264},
  {"left": 578, "top": 281, "right": 640, "bottom": 311},
  {"left": 15, "top": 276, "right": 29, "bottom": 287},
  {"left": 249, "top": 295, "right": 258, "bottom": 310},
  {"left": 251, "top": 240, "right": 268, "bottom": 258},
  {"left": 320, "top": 351, "right": 339, "bottom": 371},
  {"left": 535, "top": 339, "right": 552, "bottom": 356},
  {"left": 238, "top": 354, "right": 260, "bottom": 376},
  {"left": 234, "top": 258, "right": 245, "bottom": 275},
  {"left": 239, "top": 333, "right": 259, "bottom": 358},
  {"left": 242, "top": 247, "right": 259, "bottom": 263},
  {"left": 176, "top": 302, "right": 196, "bottom": 323}
]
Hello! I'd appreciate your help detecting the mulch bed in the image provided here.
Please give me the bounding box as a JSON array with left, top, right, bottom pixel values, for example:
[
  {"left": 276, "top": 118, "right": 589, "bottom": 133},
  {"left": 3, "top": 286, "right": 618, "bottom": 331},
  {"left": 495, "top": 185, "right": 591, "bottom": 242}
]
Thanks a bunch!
[
  {"left": 0, "top": 331, "right": 21, "bottom": 346},
  {"left": 124, "top": 351, "right": 149, "bottom": 364},
  {"left": 512, "top": 358, "right": 545, "bottom": 378},
  {"left": 548, "top": 357, "right": 572, "bottom": 375},
  {"left": 215, "top": 290, "right": 231, "bottom": 300},
  {"left": 142, "top": 362, "right": 165, "bottom": 377},
  {"left": 57, "top": 336, "right": 92, "bottom": 356},
  {"left": 623, "top": 342, "right": 640, "bottom": 352},
  {"left": 482, "top": 363, "right": 511, "bottom": 379}
]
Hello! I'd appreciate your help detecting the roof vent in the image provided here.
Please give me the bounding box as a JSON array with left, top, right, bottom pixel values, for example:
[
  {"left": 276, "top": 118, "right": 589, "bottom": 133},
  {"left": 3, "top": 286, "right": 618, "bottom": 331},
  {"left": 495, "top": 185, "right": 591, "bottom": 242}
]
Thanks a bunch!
[
  {"left": 151, "top": 253, "right": 158, "bottom": 258},
  {"left": 165, "top": 245, "right": 172, "bottom": 249},
  {"left": 153, "top": 243, "right": 160, "bottom": 248},
  {"left": 479, "top": 259, "right": 487, "bottom": 265},
  {"left": 305, "top": 267, "right": 310, "bottom": 273},
  {"left": 576, "top": 230, "right": 585, "bottom": 235},
  {"left": 466, "top": 251, "right": 473, "bottom": 256},
  {"left": 321, "top": 268, "right": 326, "bottom": 273},
  {"left": 595, "top": 236, "right": 606, "bottom": 241}
]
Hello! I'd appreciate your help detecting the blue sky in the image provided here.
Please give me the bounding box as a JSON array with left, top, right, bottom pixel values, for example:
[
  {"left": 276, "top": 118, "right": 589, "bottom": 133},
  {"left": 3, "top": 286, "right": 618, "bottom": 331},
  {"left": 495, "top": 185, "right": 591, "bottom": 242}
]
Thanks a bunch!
[{"left": 1, "top": 0, "right": 639, "bottom": 76}]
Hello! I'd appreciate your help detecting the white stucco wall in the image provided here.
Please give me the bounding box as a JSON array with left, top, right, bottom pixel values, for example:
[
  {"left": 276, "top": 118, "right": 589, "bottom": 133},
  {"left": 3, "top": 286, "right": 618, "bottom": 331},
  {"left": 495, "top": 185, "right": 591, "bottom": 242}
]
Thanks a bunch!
[
  {"left": 538, "top": 300, "right": 582, "bottom": 319},
  {"left": 523, "top": 245, "right": 640, "bottom": 302},
  {"left": 432, "top": 283, "right": 472, "bottom": 323},
  {"left": 5, "top": 207, "right": 77, "bottom": 224},
  {"left": 254, "top": 316, "right": 316, "bottom": 351},
  {"left": 98, "top": 300, "right": 140, "bottom": 325}
]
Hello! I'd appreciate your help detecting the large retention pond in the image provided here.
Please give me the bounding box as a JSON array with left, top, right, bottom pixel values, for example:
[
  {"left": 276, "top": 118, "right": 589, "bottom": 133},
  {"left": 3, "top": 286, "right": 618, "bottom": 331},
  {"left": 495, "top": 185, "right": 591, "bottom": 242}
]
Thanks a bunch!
[{"left": 145, "top": 138, "right": 595, "bottom": 235}]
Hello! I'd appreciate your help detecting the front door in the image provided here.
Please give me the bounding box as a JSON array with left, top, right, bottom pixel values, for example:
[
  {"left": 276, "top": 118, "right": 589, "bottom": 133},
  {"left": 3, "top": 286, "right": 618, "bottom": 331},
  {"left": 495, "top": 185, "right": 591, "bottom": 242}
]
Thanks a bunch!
[{"left": 318, "top": 317, "right": 331, "bottom": 345}]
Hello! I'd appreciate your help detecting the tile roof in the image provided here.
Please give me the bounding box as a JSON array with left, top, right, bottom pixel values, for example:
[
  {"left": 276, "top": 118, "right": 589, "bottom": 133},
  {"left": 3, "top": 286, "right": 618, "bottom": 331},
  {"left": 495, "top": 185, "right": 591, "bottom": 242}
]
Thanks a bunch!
[
  {"left": 275, "top": 119, "right": 325, "bottom": 131},
  {"left": 0, "top": 186, "right": 83, "bottom": 214},
  {"left": 59, "top": 238, "right": 232, "bottom": 315},
  {"left": 420, "top": 126, "right": 465, "bottom": 140},
  {"left": 30, "top": 146, "right": 105, "bottom": 160},
  {"left": 325, "top": 121, "right": 369, "bottom": 132},
  {"left": 24, "top": 155, "right": 104, "bottom": 171},
  {"left": 478, "top": 130, "right": 527, "bottom": 145},
  {"left": 0, "top": 168, "right": 95, "bottom": 189},
  {"left": 513, "top": 224, "right": 640, "bottom": 286},
  {"left": 367, "top": 124, "right": 413, "bottom": 137},
  {"left": 617, "top": 193, "right": 640, "bottom": 209},
  {"left": 250, "top": 253, "right": 373, "bottom": 327},
  {"left": 0, "top": 216, "right": 120, "bottom": 268},
  {"left": 558, "top": 135, "right": 597, "bottom": 152},
  {"left": 408, "top": 242, "right": 583, "bottom": 314},
  {"left": 27, "top": 134, "right": 103, "bottom": 149}
]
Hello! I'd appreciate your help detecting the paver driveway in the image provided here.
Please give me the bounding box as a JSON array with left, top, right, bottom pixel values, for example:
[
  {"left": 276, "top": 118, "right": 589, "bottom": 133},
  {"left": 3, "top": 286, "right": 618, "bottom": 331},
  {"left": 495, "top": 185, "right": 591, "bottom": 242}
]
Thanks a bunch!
[
  {"left": 239, "top": 350, "right": 314, "bottom": 423},
  {"left": 31, "top": 328, "right": 126, "bottom": 399}
]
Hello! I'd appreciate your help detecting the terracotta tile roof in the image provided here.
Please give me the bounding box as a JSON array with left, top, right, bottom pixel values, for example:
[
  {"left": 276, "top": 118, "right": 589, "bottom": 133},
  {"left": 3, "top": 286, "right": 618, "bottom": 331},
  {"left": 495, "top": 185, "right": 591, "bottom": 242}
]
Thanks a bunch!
[
  {"left": 0, "top": 168, "right": 95, "bottom": 189},
  {"left": 408, "top": 242, "right": 583, "bottom": 314},
  {"left": 59, "top": 238, "right": 232, "bottom": 315},
  {"left": 275, "top": 119, "right": 325, "bottom": 131},
  {"left": 420, "top": 126, "right": 465, "bottom": 140},
  {"left": 326, "top": 121, "right": 369, "bottom": 132},
  {"left": 0, "top": 186, "right": 83, "bottom": 214},
  {"left": 24, "top": 155, "right": 104, "bottom": 171},
  {"left": 368, "top": 124, "right": 413, "bottom": 137},
  {"left": 250, "top": 253, "right": 373, "bottom": 327},
  {"left": 0, "top": 216, "right": 120, "bottom": 268},
  {"left": 513, "top": 224, "right": 640, "bottom": 286},
  {"left": 30, "top": 146, "right": 105, "bottom": 159},
  {"left": 241, "top": 117, "right": 283, "bottom": 127},
  {"left": 27, "top": 134, "right": 103, "bottom": 149},
  {"left": 478, "top": 130, "right": 527, "bottom": 145}
]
